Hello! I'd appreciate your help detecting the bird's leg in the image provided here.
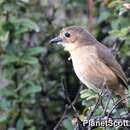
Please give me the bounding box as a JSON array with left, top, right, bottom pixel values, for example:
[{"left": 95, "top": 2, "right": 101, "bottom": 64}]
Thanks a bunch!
[
  {"left": 100, "top": 80, "right": 109, "bottom": 111},
  {"left": 102, "top": 83, "right": 117, "bottom": 130},
  {"left": 102, "top": 92, "right": 111, "bottom": 116},
  {"left": 100, "top": 98, "right": 105, "bottom": 110},
  {"left": 101, "top": 80, "right": 111, "bottom": 110}
]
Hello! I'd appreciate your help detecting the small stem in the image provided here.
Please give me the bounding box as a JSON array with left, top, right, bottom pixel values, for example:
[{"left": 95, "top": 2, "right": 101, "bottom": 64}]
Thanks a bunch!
[
  {"left": 53, "top": 105, "right": 69, "bottom": 130},
  {"left": 108, "top": 95, "right": 130, "bottom": 117},
  {"left": 86, "top": 0, "right": 93, "bottom": 32}
]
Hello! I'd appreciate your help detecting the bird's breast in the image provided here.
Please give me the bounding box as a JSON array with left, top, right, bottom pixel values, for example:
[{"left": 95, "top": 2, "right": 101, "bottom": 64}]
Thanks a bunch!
[{"left": 70, "top": 46, "right": 118, "bottom": 92}]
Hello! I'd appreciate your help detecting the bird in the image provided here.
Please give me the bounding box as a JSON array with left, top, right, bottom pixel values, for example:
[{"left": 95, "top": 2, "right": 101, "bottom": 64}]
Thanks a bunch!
[{"left": 50, "top": 26, "right": 128, "bottom": 97}]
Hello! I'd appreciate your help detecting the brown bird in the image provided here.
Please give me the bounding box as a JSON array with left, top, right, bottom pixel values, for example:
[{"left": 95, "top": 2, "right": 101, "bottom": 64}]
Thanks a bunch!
[{"left": 50, "top": 26, "right": 128, "bottom": 97}]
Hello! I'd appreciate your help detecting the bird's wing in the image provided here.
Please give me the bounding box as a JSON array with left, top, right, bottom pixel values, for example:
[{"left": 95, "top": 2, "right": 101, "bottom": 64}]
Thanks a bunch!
[{"left": 96, "top": 43, "right": 128, "bottom": 89}]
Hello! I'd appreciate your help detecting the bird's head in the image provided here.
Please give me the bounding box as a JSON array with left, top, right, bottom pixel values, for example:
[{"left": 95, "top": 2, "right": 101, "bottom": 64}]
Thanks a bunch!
[{"left": 50, "top": 26, "right": 97, "bottom": 52}]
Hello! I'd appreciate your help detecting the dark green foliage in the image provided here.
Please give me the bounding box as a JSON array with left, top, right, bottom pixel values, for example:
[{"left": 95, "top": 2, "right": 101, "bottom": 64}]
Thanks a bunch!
[{"left": 0, "top": 0, "right": 129, "bottom": 130}]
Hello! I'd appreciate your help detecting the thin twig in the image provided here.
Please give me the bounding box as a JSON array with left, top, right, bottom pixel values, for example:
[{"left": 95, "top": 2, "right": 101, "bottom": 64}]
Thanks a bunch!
[
  {"left": 53, "top": 80, "right": 82, "bottom": 130},
  {"left": 102, "top": 93, "right": 111, "bottom": 115},
  {"left": 53, "top": 105, "right": 69, "bottom": 130},
  {"left": 72, "top": 85, "right": 83, "bottom": 105},
  {"left": 108, "top": 95, "right": 130, "bottom": 117},
  {"left": 62, "top": 79, "right": 81, "bottom": 118}
]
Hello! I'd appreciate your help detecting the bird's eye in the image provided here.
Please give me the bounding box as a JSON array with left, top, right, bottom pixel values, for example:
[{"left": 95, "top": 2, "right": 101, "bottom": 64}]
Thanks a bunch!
[{"left": 65, "top": 32, "right": 71, "bottom": 38}]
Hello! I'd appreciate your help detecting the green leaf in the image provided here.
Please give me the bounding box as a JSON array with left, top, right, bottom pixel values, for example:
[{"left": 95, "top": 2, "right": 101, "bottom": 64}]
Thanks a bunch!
[
  {"left": 98, "top": 11, "right": 110, "bottom": 22},
  {"left": 120, "top": 43, "right": 130, "bottom": 56},
  {"left": 80, "top": 89, "right": 96, "bottom": 99},
  {"left": 63, "top": 117, "right": 73, "bottom": 130},
  {"left": 0, "top": 0, "right": 4, "bottom": 4},
  {"left": 108, "top": 1, "right": 123, "bottom": 8},
  {"left": 0, "top": 99, "right": 11, "bottom": 111},
  {"left": 17, "top": 19, "right": 40, "bottom": 32},
  {"left": 27, "top": 127, "right": 36, "bottom": 130},
  {"left": 0, "top": 88, "right": 14, "bottom": 97},
  {"left": 0, "top": 31, "right": 9, "bottom": 43},
  {"left": 3, "top": 54, "right": 39, "bottom": 65},
  {"left": 2, "top": 55, "right": 18, "bottom": 65},
  {"left": 0, "top": 114, "right": 7, "bottom": 123},
  {"left": 109, "top": 27, "right": 129, "bottom": 40},
  {"left": 21, "top": 56, "right": 39, "bottom": 65},
  {"left": 16, "top": 118, "right": 24, "bottom": 130},
  {"left": 2, "top": 3, "right": 17, "bottom": 12},
  {"left": 27, "top": 47, "right": 43, "bottom": 56},
  {"left": 94, "top": 128, "right": 103, "bottom": 130},
  {"left": 0, "top": 79, "right": 11, "bottom": 88},
  {"left": 14, "top": 27, "right": 28, "bottom": 36},
  {"left": 22, "top": 83, "right": 42, "bottom": 97},
  {"left": 7, "top": 128, "right": 16, "bottom": 130},
  {"left": 20, "top": 0, "right": 30, "bottom": 3}
]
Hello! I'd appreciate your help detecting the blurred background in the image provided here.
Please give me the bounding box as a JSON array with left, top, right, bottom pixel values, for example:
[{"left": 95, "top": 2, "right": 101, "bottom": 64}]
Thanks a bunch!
[{"left": 0, "top": 0, "right": 130, "bottom": 130}]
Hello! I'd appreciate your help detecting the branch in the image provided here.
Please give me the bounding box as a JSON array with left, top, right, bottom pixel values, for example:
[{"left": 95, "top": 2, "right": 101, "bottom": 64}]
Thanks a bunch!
[
  {"left": 53, "top": 105, "right": 69, "bottom": 130},
  {"left": 53, "top": 80, "right": 82, "bottom": 130},
  {"left": 108, "top": 95, "right": 130, "bottom": 118},
  {"left": 86, "top": 0, "right": 93, "bottom": 32}
]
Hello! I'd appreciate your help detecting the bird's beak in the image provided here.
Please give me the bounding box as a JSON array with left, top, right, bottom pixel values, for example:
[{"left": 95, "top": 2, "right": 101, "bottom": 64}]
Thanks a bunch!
[{"left": 50, "top": 37, "right": 63, "bottom": 44}]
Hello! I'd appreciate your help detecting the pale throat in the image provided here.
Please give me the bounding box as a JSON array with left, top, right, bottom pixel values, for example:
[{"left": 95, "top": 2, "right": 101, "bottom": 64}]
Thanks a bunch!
[{"left": 62, "top": 42, "right": 81, "bottom": 52}]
